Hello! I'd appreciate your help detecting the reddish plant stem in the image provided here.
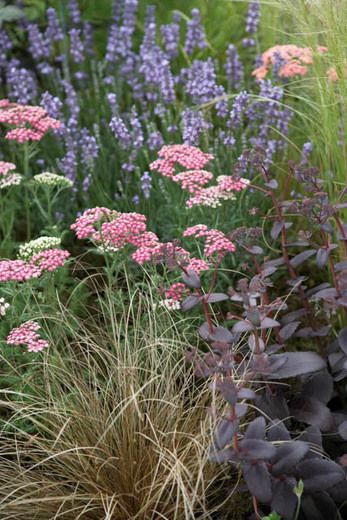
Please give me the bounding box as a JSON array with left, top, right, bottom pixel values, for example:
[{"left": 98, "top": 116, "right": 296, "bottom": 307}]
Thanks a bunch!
[
  {"left": 253, "top": 329, "right": 261, "bottom": 355},
  {"left": 252, "top": 495, "right": 261, "bottom": 520},
  {"left": 196, "top": 287, "right": 215, "bottom": 335},
  {"left": 230, "top": 405, "right": 240, "bottom": 452},
  {"left": 334, "top": 215, "right": 347, "bottom": 257},
  {"left": 260, "top": 165, "right": 325, "bottom": 354},
  {"left": 320, "top": 229, "right": 341, "bottom": 298},
  {"left": 207, "top": 259, "right": 219, "bottom": 296},
  {"left": 249, "top": 252, "right": 283, "bottom": 344}
]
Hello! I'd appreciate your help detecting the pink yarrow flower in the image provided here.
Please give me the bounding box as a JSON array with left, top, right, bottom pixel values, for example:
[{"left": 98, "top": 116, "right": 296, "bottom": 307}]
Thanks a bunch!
[
  {"left": 165, "top": 282, "right": 188, "bottom": 302},
  {"left": 31, "top": 249, "right": 70, "bottom": 271},
  {"left": 150, "top": 146, "right": 249, "bottom": 207},
  {"left": 0, "top": 100, "right": 61, "bottom": 143},
  {"left": 183, "top": 226, "right": 236, "bottom": 259},
  {"left": 6, "top": 320, "right": 48, "bottom": 353},
  {"left": 150, "top": 144, "right": 213, "bottom": 179},
  {"left": 0, "top": 259, "right": 41, "bottom": 282},
  {"left": 98, "top": 213, "right": 147, "bottom": 249},
  {"left": 0, "top": 249, "right": 70, "bottom": 282},
  {"left": 252, "top": 44, "right": 328, "bottom": 80},
  {"left": 173, "top": 170, "right": 214, "bottom": 193},
  {"left": 70, "top": 207, "right": 113, "bottom": 239},
  {"left": 0, "top": 161, "right": 16, "bottom": 176},
  {"left": 158, "top": 144, "right": 213, "bottom": 169},
  {"left": 186, "top": 257, "right": 210, "bottom": 274}
]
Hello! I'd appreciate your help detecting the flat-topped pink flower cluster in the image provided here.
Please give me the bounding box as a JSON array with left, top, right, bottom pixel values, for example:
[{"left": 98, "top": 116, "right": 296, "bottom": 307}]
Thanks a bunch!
[
  {"left": 71, "top": 207, "right": 210, "bottom": 272},
  {"left": 0, "top": 249, "right": 70, "bottom": 282},
  {"left": 150, "top": 144, "right": 249, "bottom": 208},
  {"left": 6, "top": 321, "right": 48, "bottom": 352},
  {"left": 252, "top": 44, "right": 328, "bottom": 80},
  {"left": 0, "top": 161, "right": 16, "bottom": 176},
  {"left": 0, "top": 99, "right": 61, "bottom": 142}
]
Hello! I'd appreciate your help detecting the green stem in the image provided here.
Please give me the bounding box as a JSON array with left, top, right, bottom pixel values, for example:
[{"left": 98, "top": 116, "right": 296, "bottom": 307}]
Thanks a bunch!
[{"left": 23, "top": 143, "right": 31, "bottom": 240}]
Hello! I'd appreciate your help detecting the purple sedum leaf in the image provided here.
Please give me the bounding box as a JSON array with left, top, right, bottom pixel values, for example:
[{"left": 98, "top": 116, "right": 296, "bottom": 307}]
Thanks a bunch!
[
  {"left": 232, "top": 320, "right": 253, "bottom": 333},
  {"left": 204, "top": 292, "right": 229, "bottom": 303},
  {"left": 290, "top": 249, "right": 316, "bottom": 268},
  {"left": 214, "top": 418, "right": 239, "bottom": 450},
  {"left": 316, "top": 248, "right": 330, "bottom": 268},
  {"left": 244, "top": 416, "right": 266, "bottom": 440},
  {"left": 242, "top": 462, "right": 272, "bottom": 503},
  {"left": 271, "top": 352, "right": 326, "bottom": 379},
  {"left": 182, "top": 270, "right": 201, "bottom": 289},
  {"left": 338, "top": 328, "right": 347, "bottom": 355},
  {"left": 181, "top": 295, "right": 200, "bottom": 311},
  {"left": 279, "top": 321, "right": 300, "bottom": 342},
  {"left": 240, "top": 439, "right": 276, "bottom": 459},
  {"left": 338, "top": 421, "right": 347, "bottom": 440},
  {"left": 296, "top": 459, "right": 345, "bottom": 492}
]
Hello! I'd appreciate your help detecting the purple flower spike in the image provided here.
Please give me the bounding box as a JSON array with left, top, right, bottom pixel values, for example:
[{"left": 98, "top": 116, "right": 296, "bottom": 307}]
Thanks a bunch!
[{"left": 184, "top": 8, "right": 206, "bottom": 55}]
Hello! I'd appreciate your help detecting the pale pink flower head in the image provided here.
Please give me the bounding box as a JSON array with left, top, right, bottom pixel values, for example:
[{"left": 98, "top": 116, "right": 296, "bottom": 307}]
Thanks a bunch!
[
  {"left": 70, "top": 207, "right": 114, "bottom": 240},
  {"left": 216, "top": 175, "right": 250, "bottom": 193},
  {"left": 98, "top": 212, "right": 147, "bottom": 249},
  {"left": 158, "top": 144, "right": 213, "bottom": 169},
  {"left": 173, "top": 169, "right": 214, "bottom": 193},
  {"left": 30, "top": 249, "right": 70, "bottom": 272},
  {"left": 184, "top": 225, "right": 236, "bottom": 259},
  {"left": 252, "top": 44, "right": 328, "bottom": 80},
  {"left": 0, "top": 99, "right": 10, "bottom": 108},
  {"left": 6, "top": 320, "right": 48, "bottom": 353},
  {"left": 0, "top": 259, "right": 41, "bottom": 282},
  {"left": 0, "top": 100, "right": 61, "bottom": 143},
  {"left": 149, "top": 158, "right": 175, "bottom": 178},
  {"left": 186, "top": 257, "right": 210, "bottom": 274},
  {"left": 183, "top": 225, "right": 209, "bottom": 238},
  {"left": 185, "top": 175, "right": 249, "bottom": 208},
  {"left": 327, "top": 67, "right": 338, "bottom": 82},
  {"left": 278, "top": 62, "right": 308, "bottom": 78},
  {"left": 165, "top": 282, "right": 188, "bottom": 302},
  {"left": 0, "top": 161, "right": 16, "bottom": 176},
  {"left": 150, "top": 144, "right": 213, "bottom": 179},
  {"left": 204, "top": 229, "right": 236, "bottom": 258}
]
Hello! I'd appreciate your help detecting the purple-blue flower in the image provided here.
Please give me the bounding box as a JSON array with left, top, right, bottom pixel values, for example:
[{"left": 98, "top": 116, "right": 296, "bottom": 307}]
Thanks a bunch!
[
  {"left": 147, "top": 130, "right": 164, "bottom": 151},
  {"left": 69, "top": 29, "right": 85, "bottom": 63},
  {"left": 68, "top": 0, "right": 81, "bottom": 25},
  {"left": 245, "top": 0, "right": 260, "bottom": 35},
  {"left": 28, "top": 23, "right": 50, "bottom": 61},
  {"left": 225, "top": 45, "right": 244, "bottom": 90},
  {"left": 6, "top": 60, "right": 37, "bottom": 104},
  {"left": 45, "top": 8, "right": 63, "bottom": 42},
  {"left": 185, "top": 58, "right": 218, "bottom": 104},
  {"left": 184, "top": 8, "right": 206, "bottom": 55},
  {"left": 110, "top": 116, "right": 132, "bottom": 149},
  {"left": 161, "top": 12, "right": 180, "bottom": 59},
  {"left": 182, "top": 109, "right": 208, "bottom": 146},
  {"left": 140, "top": 171, "right": 152, "bottom": 199}
]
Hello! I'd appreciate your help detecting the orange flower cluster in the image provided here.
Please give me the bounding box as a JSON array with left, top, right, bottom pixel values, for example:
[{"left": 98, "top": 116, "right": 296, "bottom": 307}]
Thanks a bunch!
[{"left": 252, "top": 44, "right": 328, "bottom": 80}]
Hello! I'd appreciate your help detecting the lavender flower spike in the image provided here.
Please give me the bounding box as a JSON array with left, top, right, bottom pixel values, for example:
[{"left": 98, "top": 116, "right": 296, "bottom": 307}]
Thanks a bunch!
[{"left": 184, "top": 8, "right": 206, "bottom": 55}]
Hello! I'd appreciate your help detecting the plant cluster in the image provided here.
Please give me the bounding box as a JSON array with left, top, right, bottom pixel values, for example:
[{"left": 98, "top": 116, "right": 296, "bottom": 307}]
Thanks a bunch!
[{"left": 0, "top": 1, "right": 346, "bottom": 519}]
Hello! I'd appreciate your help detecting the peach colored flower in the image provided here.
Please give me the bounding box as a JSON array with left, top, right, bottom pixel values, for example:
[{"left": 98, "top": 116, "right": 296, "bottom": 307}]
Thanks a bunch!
[{"left": 327, "top": 67, "right": 338, "bottom": 82}]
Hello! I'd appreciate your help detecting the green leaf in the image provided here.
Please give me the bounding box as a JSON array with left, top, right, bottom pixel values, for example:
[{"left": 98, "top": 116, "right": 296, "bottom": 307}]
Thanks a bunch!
[{"left": 262, "top": 513, "right": 282, "bottom": 520}]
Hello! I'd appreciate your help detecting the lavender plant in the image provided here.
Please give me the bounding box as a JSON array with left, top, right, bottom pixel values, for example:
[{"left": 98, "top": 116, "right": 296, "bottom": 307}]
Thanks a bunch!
[{"left": 0, "top": 0, "right": 293, "bottom": 234}]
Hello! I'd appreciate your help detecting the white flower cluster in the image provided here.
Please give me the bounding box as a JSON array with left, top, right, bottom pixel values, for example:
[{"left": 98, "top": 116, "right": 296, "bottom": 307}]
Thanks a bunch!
[
  {"left": 19, "top": 236, "right": 61, "bottom": 260},
  {"left": 0, "top": 173, "right": 22, "bottom": 190},
  {"left": 33, "top": 172, "right": 73, "bottom": 189},
  {"left": 0, "top": 297, "right": 10, "bottom": 316},
  {"left": 187, "top": 186, "right": 236, "bottom": 208},
  {"left": 96, "top": 243, "right": 120, "bottom": 254},
  {"left": 158, "top": 298, "right": 181, "bottom": 311}
]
